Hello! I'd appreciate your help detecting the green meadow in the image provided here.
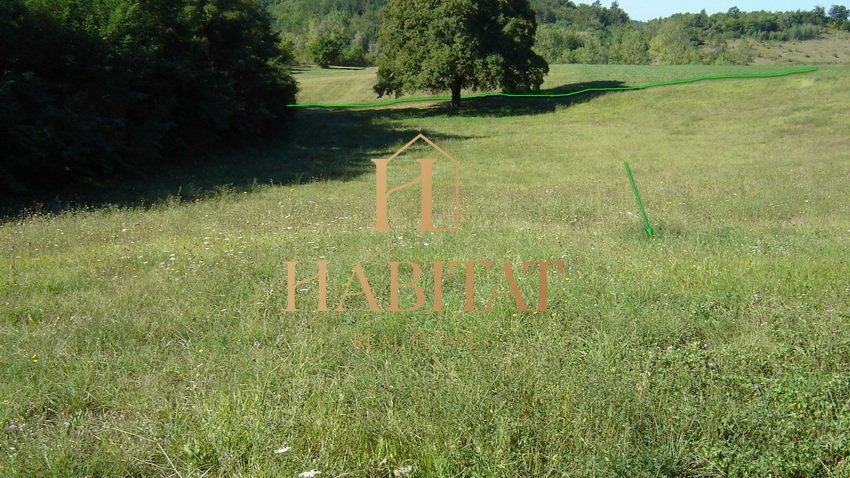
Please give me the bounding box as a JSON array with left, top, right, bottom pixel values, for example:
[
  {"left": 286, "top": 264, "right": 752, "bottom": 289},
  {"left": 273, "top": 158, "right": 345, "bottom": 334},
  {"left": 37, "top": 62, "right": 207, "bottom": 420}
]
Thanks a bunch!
[{"left": 2, "top": 64, "right": 850, "bottom": 477}]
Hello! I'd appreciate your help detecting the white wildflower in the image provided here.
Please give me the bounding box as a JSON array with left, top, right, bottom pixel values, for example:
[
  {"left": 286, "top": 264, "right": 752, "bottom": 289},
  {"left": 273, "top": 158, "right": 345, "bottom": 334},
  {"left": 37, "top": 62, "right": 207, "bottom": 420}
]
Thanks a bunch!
[
  {"left": 298, "top": 470, "right": 321, "bottom": 478},
  {"left": 274, "top": 446, "right": 291, "bottom": 455},
  {"left": 393, "top": 465, "right": 414, "bottom": 476}
]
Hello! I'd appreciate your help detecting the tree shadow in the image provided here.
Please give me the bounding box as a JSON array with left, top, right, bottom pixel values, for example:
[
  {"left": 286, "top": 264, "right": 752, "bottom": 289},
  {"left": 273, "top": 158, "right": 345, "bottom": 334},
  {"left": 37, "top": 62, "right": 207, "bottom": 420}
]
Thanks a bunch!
[
  {"left": 1, "top": 109, "right": 471, "bottom": 219},
  {"left": 1, "top": 79, "right": 624, "bottom": 219},
  {"left": 363, "top": 80, "right": 629, "bottom": 119},
  {"left": 443, "top": 80, "right": 629, "bottom": 117}
]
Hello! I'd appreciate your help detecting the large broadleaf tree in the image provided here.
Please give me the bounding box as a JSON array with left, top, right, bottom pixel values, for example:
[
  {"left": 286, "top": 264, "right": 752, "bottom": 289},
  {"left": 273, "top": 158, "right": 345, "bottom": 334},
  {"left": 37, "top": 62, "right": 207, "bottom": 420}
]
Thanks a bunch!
[{"left": 374, "top": 0, "right": 548, "bottom": 107}]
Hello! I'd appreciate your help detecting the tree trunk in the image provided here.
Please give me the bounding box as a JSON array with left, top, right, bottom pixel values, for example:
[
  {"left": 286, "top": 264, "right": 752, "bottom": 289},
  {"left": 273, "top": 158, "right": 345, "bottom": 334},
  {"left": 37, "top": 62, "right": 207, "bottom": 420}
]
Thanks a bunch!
[{"left": 451, "top": 82, "right": 461, "bottom": 108}]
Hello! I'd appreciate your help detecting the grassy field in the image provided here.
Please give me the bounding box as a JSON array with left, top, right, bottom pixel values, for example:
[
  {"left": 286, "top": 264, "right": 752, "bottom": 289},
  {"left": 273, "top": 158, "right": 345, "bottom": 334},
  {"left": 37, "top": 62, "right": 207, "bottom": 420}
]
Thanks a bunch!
[
  {"left": 2, "top": 64, "right": 850, "bottom": 477},
  {"left": 294, "top": 63, "right": 799, "bottom": 105}
]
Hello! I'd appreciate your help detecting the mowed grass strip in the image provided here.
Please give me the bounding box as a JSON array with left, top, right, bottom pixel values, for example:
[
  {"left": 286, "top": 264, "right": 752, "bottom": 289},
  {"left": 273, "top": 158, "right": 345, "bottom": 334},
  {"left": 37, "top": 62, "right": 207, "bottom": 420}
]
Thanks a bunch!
[{"left": 1, "top": 65, "right": 849, "bottom": 477}]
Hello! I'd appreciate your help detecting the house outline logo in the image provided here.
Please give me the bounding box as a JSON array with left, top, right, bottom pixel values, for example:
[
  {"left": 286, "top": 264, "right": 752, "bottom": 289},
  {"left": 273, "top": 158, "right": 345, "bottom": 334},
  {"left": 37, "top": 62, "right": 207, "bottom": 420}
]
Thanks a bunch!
[{"left": 371, "top": 134, "right": 460, "bottom": 232}]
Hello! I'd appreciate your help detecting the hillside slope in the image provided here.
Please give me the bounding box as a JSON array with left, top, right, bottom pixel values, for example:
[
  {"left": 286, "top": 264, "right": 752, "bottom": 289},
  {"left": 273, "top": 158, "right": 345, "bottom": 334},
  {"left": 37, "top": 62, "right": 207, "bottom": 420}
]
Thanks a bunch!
[{"left": 2, "top": 65, "right": 849, "bottom": 477}]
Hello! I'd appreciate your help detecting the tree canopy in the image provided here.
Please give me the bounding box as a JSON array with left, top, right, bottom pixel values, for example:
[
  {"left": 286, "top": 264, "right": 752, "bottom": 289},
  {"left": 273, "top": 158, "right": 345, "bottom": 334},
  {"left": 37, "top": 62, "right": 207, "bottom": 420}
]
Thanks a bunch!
[
  {"left": 373, "top": 0, "right": 548, "bottom": 107},
  {"left": 1, "top": 0, "right": 297, "bottom": 196},
  {"left": 830, "top": 4, "right": 850, "bottom": 22},
  {"left": 261, "top": 1, "right": 848, "bottom": 68}
]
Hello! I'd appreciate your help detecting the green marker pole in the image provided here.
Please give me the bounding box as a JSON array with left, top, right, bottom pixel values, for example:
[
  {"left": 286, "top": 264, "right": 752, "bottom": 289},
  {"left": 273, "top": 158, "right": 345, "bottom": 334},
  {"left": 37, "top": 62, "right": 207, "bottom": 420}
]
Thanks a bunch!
[{"left": 624, "top": 161, "right": 654, "bottom": 238}]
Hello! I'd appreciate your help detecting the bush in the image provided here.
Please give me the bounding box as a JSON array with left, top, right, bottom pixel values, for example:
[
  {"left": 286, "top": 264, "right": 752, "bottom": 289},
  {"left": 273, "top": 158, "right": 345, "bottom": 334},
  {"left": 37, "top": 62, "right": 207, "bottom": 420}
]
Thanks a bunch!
[
  {"left": 649, "top": 23, "right": 700, "bottom": 64},
  {"left": 570, "top": 35, "right": 608, "bottom": 64},
  {"left": 767, "top": 24, "right": 822, "bottom": 41},
  {"left": 535, "top": 25, "right": 584, "bottom": 63},
  {"left": 607, "top": 26, "right": 650, "bottom": 64},
  {"left": 309, "top": 33, "right": 345, "bottom": 67},
  {"left": 339, "top": 42, "right": 368, "bottom": 67},
  {"left": 0, "top": 0, "right": 298, "bottom": 196},
  {"left": 337, "top": 32, "right": 370, "bottom": 67},
  {"left": 278, "top": 34, "right": 298, "bottom": 64},
  {"left": 709, "top": 40, "right": 755, "bottom": 65}
]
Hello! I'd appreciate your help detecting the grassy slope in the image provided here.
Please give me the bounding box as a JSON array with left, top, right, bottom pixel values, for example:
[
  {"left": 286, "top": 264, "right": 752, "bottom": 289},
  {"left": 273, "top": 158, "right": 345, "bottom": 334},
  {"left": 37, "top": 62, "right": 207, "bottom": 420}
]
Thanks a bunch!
[
  {"left": 748, "top": 30, "right": 850, "bottom": 65},
  {"left": 2, "top": 65, "right": 850, "bottom": 477}
]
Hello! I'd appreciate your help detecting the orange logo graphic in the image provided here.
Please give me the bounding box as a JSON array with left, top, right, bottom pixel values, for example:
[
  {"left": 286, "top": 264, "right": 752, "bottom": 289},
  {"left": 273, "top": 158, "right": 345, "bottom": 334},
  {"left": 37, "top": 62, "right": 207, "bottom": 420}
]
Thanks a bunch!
[{"left": 372, "top": 134, "right": 460, "bottom": 232}]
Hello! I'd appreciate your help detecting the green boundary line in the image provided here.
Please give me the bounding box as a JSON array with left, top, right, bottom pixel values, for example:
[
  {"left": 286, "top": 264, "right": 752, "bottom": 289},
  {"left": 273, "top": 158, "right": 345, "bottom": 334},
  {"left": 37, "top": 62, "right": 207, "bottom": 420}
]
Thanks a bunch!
[
  {"left": 288, "top": 66, "right": 818, "bottom": 110},
  {"left": 624, "top": 161, "right": 654, "bottom": 238}
]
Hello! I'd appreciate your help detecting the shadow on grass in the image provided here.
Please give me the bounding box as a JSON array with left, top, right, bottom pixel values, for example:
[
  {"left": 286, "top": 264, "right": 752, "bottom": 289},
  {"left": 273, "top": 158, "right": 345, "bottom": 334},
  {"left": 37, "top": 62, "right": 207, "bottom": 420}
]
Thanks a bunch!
[
  {"left": 449, "top": 80, "right": 627, "bottom": 117},
  {"left": 367, "top": 80, "right": 628, "bottom": 119},
  {"left": 1, "top": 109, "right": 471, "bottom": 219},
  {"left": 1, "top": 80, "right": 623, "bottom": 219}
]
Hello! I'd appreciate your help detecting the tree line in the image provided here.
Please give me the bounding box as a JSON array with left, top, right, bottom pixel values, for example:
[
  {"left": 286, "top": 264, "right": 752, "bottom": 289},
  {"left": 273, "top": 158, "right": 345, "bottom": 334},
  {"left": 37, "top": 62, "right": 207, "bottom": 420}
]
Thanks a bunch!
[
  {"left": 534, "top": 3, "right": 840, "bottom": 65},
  {"left": 1, "top": 0, "right": 297, "bottom": 196},
  {"left": 265, "top": 0, "right": 850, "bottom": 67}
]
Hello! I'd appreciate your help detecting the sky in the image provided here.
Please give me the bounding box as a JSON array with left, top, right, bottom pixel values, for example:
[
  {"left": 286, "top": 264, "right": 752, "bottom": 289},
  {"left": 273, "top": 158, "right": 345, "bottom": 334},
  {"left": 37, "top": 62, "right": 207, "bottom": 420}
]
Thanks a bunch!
[{"left": 610, "top": 1, "right": 826, "bottom": 21}]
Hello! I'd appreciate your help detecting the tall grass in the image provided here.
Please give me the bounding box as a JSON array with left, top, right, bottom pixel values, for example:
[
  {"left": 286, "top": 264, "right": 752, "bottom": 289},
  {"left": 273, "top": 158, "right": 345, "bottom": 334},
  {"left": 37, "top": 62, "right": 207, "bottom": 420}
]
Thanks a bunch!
[{"left": 2, "top": 64, "right": 849, "bottom": 477}]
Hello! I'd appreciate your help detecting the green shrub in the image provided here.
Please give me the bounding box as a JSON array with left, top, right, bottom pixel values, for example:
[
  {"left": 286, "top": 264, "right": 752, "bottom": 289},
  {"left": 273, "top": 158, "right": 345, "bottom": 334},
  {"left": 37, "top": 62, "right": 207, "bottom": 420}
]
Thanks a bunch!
[
  {"left": 535, "top": 25, "right": 584, "bottom": 63},
  {"left": 309, "top": 33, "right": 345, "bottom": 67},
  {"left": 339, "top": 42, "right": 368, "bottom": 67},
  {"left": 649, "top": 23, "right": 700, "bottom": 65},
  {"left": 278, "top": 34, "right": 298, "bottom": 64},
  {"left": 713, "top": 41, "right": 755, "bottom": 65},
  {"left": 768, "top": 24, "right": 823, "bottom": 41},
  {"left": 570, "top": 35, "right": 608, "bottom": 64},
  {"left": 607, "top": 26, "right": 650, "bottom": 65}
]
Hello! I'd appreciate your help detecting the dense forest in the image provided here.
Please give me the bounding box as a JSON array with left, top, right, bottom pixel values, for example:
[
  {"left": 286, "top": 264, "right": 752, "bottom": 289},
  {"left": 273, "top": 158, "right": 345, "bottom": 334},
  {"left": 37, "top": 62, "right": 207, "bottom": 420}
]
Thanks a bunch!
[
  {"left": 263, "top": 0, "right": 850, "bottom": 66},
  {"left": 1, "top": 0, "right": 297, "bottom": 196},
  {"left": 535, "top": 2, "right": 844, "bottom": 65}
]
